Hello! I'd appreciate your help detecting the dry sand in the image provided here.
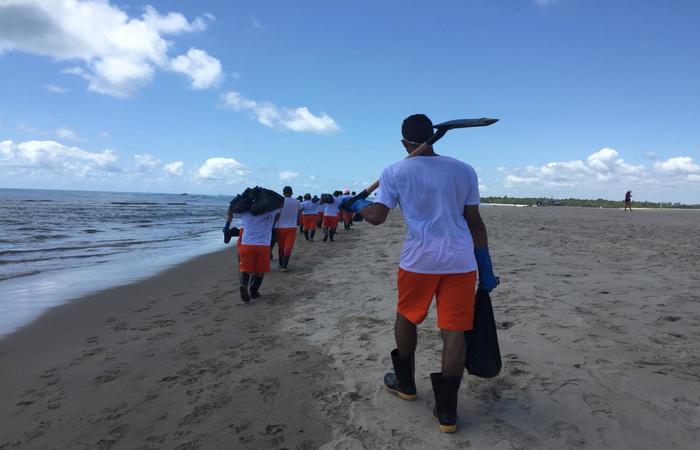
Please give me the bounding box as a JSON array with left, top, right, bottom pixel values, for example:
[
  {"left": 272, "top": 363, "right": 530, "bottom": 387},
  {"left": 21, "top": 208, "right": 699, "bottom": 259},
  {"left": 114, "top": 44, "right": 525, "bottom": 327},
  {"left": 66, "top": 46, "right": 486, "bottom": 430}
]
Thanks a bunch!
[{"left": 1, "top": 206, "right": 699, "bottom": 449}]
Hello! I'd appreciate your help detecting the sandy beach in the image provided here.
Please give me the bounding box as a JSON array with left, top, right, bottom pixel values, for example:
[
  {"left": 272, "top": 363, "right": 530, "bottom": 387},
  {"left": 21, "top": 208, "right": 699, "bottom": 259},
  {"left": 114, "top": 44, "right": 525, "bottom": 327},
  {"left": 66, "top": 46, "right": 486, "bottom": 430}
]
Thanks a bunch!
[{"left": 1, "top": 206, "right": 699, "bottom": 449}]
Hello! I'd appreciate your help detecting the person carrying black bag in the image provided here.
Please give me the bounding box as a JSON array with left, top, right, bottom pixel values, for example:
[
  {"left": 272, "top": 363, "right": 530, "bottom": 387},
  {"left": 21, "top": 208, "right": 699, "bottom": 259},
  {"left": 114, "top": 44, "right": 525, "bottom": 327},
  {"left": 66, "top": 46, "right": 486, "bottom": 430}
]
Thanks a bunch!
[{"left": 345, "top": 114, "right": 500, "bottom": 433}]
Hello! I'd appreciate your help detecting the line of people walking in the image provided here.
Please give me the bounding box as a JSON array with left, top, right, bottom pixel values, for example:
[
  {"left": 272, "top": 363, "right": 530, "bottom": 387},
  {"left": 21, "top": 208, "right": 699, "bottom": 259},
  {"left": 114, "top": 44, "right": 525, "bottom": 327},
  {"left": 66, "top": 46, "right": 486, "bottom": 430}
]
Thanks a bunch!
[{"left": 224, "top": 186, "right": 359, "bottom": 303}]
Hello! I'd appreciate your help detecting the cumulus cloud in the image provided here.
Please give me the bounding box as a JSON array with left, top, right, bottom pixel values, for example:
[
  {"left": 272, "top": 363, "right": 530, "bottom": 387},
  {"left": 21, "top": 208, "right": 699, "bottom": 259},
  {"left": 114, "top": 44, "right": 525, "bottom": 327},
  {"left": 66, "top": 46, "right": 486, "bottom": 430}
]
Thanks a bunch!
[
  {"left": 0, "top": 139, "right": 118, "bottom": 176},
  {"left": 653, "top": 157, "right": 700, "bottom": 175},
  {"left": 279, "top": 171, "right": 299, "bottom": 180},
  {"left": 170, "top": 48, "right": 223, "bottom": 89},
  {"left": 163, "top": 160, "right": 184, "bottom": 177},
  {"left": 197, "top": 157, "right": 248, "bottom": 180},
  {"left": 504, "top": 147, "right": 645, "bottom": 188},
  {"left": 134, "top": 153, "right": 161, "bottom": 171},
  {"left": 56, "top": 127, "right": 85, "bottom": 142},
  {"left": 221, "top": 91, "right": 340, "bottom": 135},
  {"left": 0, "top": 1, "right": 220, "bottom": 97},
  {"left": 44, "top": 83, "right": 69, "bottom": 93}
]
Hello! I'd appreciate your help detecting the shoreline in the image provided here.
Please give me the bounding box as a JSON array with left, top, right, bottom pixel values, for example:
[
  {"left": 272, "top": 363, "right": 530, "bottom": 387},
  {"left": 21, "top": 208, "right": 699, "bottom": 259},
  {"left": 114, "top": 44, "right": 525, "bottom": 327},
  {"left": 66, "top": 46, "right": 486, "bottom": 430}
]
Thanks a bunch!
[{"left": 0, "top": 246, "right": 336, "bottom": 449}]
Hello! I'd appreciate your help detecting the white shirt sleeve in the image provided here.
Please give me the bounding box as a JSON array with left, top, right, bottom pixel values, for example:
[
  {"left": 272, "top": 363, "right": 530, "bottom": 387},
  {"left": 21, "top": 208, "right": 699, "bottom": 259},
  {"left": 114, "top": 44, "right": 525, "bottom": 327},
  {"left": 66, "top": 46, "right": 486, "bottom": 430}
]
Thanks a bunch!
[
  {"left": 464, "top": 165, "right": 480, "bottom": 206},
  {"left": 375, "top": 167, "right": 399, "bottom": 209}
]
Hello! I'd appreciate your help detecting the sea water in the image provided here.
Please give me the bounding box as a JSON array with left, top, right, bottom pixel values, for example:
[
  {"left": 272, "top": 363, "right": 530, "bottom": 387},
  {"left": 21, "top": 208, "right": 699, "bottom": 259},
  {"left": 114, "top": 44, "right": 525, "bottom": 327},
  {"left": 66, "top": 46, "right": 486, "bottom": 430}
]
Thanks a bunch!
[{"left": 0, "top": 189, "right": 238, "bottom": 337}]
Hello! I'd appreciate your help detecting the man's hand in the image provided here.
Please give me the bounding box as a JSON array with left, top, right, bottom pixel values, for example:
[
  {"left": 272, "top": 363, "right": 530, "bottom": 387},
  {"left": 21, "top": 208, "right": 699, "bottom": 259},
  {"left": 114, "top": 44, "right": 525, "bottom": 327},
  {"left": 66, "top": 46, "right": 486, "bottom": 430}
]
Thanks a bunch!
[{"left": 474, "top": 247, "right": 499, "bottom": 292}]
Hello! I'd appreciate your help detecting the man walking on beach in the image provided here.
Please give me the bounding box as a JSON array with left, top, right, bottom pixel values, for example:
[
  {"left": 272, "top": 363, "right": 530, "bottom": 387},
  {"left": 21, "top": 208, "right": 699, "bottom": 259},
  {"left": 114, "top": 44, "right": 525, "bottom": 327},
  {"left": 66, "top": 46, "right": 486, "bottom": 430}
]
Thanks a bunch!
[
  {"left": 229, "top": 206, "right": 280, "bottom": 302},
  {"left": 345, "top": 114, "right": 499, "bottom": 433},
  {"left": 275, "top": 186, "right": 301, "bottom": 271},
  {"left": 322, "top": 191, "right": 342, "bottom": 242},
  {"left": 624, "top": 190, "right": 633, "bottom": 211},
  {"left": 300, "top": 193, "right": 320, "bottom": 241}
]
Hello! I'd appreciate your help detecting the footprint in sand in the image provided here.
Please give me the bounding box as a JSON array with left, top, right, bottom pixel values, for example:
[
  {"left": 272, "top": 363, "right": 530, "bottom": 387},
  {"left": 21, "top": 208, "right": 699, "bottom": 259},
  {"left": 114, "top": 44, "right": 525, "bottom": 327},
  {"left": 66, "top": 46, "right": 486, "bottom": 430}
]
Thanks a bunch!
[
  {"left": 257, "top": 376, "right": 280, "bottom": 402},
  {"left": 582, "top": 393, "right": 612, "bottom": 417}
]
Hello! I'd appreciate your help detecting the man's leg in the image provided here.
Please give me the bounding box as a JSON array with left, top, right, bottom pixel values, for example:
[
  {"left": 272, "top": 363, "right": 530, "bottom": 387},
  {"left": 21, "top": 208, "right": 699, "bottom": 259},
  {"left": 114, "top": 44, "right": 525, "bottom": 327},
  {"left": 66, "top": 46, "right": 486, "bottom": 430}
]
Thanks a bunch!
[
  {"left": 395, "top": 313, "right": 417, "bottom": 356},
  {"left": 250, "top": 273, "right": 264, "bottom": 298},
  {"left": 441, "top": 330, "right": 466, "bottom": 377}
]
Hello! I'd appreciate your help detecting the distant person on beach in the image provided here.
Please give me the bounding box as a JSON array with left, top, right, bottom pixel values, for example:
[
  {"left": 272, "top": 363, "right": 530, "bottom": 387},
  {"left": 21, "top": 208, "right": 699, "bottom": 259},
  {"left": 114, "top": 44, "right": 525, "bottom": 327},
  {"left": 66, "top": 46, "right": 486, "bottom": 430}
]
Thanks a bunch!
[
  {"left": 340, "top": 190, "right": 354, "bottom": 230},
  {"left": 625, "top": 190, "right": 633, "bottom": 211},
  {"left": 344, "top": 114, "right": 499, "bottom": 433},
  {"left": 275, "top": 186, "right": 301, "bottom": 272},
  {"left": 322, "top": 191, "right": 342, "bottom": 242},
  {"left": 300, "top": 193, "right": 320, "bottom": 241},
  {"left": 229, "top": 206, "right": 280, "bottom": 303}
]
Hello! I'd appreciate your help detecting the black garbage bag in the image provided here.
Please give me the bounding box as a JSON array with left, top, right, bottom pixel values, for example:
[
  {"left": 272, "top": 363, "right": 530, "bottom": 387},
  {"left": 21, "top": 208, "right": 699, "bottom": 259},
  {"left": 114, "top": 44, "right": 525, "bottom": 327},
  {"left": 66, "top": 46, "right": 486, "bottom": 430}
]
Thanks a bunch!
[
  {"left": 230, "top": 188, "right": 254, "bottom": 214},
  {"left": 465, "top": 289, "right": 502, "bottom": 378},
  {"left": 223, "top": 225, "right": 240, "bottom": 244},
  {"left": 249, "top": 187, "right": 285, "bottom": 215}
]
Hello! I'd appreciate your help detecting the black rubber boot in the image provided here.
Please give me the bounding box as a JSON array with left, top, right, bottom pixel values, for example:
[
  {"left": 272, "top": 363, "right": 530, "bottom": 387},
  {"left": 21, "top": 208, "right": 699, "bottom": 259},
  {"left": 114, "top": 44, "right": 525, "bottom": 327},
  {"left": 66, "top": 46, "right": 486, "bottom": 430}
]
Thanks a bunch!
[
  {"left": 310, "top": 229, "right": 315, "bottom": 241},
  {"left": 383, "top": 349, "right": 417, "bottom": 401},
  {"left": 282, "top": 256, "right": 290, "bottom": 272},
  {"left": 250, "top": 275, "right": 263, "bottom": 299},
  {"left": 431, "top": 372, "right": 462, "bottom": 433},
  {"left": 239, "top": 273, "right": 251, "bottom": 303},
  {"left": 304, "top": 230, "right": 309, "bottom": 241},
  {"left": 322, "top": 230, "right": 328, "bottom": 242},
  {"left": 329, "top": 229, "right": 336, "bottom": 241}
]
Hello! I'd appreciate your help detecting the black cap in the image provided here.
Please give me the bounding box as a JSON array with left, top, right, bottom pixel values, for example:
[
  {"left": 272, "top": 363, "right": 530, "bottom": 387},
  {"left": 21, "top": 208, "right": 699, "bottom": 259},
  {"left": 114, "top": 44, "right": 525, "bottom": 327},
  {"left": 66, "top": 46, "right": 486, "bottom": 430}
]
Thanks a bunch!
[{"left": 402, "top": 114, "right": 434, "bottom": 143}]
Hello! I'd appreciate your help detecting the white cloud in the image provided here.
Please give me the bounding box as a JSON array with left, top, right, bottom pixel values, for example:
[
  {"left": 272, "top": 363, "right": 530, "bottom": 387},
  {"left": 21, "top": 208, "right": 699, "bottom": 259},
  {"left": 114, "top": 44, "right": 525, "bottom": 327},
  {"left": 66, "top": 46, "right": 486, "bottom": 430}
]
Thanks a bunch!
[
  {"left": 163, "top": 160, "right": 184, "bottom": 177},
  {"left": 221, "top": 91, "right": 340, "bottom": 135},
  {"left": 0, "top": 1, "right": 218, "bottom": 97},
  {"left": 534, "top": 0, "right": 559, "bottom": 6},
  {"left": 170, "top": 48, "right": 223, "bottom": 89},
  {"left": 500, "top": 147, "right": 700, "bottom": 198},
  {"left": 279, "top": 171, "right": 299, "bottom": 180},
  {"left": 0, "top": 139, "right": 118, "bottom": 176},
  {"left": 99, "top": 131, "right": 110, "bottom": 139},
  {"left": 56, "top": 127, "right": 85, "bottom": 142},
  {"left": 503, "top": 147, "right": 646, "bottom": 189},
  {"left": 44, "top": 83, "right": 70, "bottom": 93},
  {"left": 197, "top": 157, "right": 248, "bottom": 180},
  {"left": 134, "top": 153, "right": 161, "bottom": 171},
  {"left": 653, "top": 157, "right": 700, "bottom": 175}
]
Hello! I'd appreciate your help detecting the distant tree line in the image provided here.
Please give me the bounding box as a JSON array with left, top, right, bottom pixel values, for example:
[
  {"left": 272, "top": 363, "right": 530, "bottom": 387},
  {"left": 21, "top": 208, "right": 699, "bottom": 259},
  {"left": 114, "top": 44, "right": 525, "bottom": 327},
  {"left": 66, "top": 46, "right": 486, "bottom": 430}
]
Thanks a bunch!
[{"left": 481, "top": 196, "right": 700, "bottom": 209}]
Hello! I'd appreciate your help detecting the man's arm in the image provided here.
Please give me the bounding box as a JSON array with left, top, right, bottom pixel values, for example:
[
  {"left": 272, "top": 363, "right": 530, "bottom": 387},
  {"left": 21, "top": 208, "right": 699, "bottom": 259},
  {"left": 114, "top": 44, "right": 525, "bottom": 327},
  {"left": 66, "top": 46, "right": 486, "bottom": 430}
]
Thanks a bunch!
[
  {"left": 463, "top": 205, "right": 487, "bottom": 248},
  {"left": 361, "top": 203, "right": 390, "bottom": 225},
  {"left": 464, "top": 205, "right": 499, "bottom": 291}
]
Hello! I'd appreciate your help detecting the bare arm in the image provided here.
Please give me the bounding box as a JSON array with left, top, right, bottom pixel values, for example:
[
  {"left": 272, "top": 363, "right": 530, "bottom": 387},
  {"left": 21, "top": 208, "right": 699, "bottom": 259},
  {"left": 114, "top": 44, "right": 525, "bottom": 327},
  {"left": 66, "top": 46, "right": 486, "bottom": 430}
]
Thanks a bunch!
[
  {"left": 361, "top": 203, "right": 390, "bottom": 226},
  {"left": 463, "top": 205, "right": 488, "bottom": 249}
]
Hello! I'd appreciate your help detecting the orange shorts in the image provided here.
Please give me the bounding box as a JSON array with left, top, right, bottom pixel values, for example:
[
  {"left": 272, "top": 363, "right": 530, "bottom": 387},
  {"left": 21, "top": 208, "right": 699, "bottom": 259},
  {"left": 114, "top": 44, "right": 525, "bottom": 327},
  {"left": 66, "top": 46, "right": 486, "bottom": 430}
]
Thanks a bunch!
[
  {"left": 397, "top": 268, "right": 477, "bottom": 331},
  {"left": 276, "top": 227, "right": 296, "bottom": 253},
  {"left": 239, "top": 244, "right": 271, "bottom": 273},
  {"left": 323, "top": 215, "right": 339, "bottom": 229},
  {"left": 303, "top": 214, "right": 318, "bottom": 231}
]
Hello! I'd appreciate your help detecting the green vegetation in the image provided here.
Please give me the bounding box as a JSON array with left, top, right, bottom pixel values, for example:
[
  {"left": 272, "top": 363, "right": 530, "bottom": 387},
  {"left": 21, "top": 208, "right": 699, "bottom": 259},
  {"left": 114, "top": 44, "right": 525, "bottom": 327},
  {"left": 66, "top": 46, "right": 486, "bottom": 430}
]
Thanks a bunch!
[{"left": 481, "top": 196, "right": 700, "bottom": 209}]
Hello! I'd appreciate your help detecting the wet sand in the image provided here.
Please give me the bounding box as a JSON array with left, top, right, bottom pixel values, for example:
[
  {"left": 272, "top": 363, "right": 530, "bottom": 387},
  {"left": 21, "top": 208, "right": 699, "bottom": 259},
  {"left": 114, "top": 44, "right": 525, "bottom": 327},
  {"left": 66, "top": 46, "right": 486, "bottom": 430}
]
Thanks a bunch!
[{"left": 2, "top": 207, "right": 699, "bottom": 449}]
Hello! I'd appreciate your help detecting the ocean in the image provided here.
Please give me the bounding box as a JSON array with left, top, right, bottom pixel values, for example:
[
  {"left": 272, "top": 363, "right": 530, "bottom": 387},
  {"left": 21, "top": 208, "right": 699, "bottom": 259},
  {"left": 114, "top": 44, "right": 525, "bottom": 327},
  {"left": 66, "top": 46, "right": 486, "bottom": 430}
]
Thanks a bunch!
[{"left": 0, "top": 188, "right": 236, "bottom": 337}]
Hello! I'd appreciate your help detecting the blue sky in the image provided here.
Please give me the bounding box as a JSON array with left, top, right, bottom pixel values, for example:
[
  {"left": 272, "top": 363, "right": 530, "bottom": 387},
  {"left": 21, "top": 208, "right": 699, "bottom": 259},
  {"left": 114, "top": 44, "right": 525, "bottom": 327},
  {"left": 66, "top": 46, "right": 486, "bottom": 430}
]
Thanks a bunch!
[{"left": 1, "top": 0, "right": 699, "bottom": 202}]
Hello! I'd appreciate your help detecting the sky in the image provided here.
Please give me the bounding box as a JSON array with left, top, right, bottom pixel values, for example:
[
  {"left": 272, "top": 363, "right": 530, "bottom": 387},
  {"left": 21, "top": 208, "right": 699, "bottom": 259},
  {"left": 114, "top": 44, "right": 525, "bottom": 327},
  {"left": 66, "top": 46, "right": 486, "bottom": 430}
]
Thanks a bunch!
[{"left": 1, "top": 0, "right": 699, "bottom": 203}]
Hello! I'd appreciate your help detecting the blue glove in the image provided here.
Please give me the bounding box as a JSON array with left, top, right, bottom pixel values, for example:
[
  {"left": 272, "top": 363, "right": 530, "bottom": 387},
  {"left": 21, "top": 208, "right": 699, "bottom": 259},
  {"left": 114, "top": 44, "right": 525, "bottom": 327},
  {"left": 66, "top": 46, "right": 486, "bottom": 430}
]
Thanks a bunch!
[
  {"left": 474, "top": 247, "right": 499, "bottom": 292},
  {"left": 345, "top": 198, "right": 373, "bottom": 213}
]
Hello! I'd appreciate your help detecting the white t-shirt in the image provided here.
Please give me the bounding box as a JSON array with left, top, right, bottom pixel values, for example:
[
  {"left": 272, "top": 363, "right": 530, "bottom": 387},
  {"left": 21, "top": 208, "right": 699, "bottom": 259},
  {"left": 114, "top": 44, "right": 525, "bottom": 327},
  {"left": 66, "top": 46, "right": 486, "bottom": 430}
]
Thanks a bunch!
[
  {"left": 276, "top": 197, "right": 301, "bottom": 228},
  {"left": 375, "top": 155, "right": 480, "bottom": 274},
  {"left": 240, "top": 210, "right": 278, "bottom": 246},
  {"left": 301, "top": 200, "right": 319, "bottom": 215},
  {"left": 323, "top": 196, "right": 342, "bottom": 216}
]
